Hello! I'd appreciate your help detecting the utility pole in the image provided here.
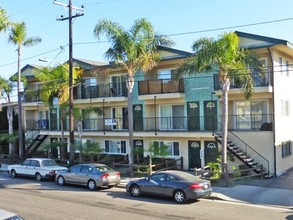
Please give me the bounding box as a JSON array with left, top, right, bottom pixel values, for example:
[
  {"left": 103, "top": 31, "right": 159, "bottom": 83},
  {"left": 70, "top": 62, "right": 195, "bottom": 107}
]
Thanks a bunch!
[{"left": 53, "top": 0, "right": 84, "bottom": 166}]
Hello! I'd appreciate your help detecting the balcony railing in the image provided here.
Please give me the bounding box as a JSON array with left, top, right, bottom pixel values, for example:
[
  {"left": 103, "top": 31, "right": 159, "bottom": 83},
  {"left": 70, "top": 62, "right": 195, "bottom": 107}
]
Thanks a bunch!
[
  {"left": 73, "top": 82, "right": 127, "bottom": 100},
  {"left": 228, "top": 113, "right": 273, "bottom": 131},
  {"left": 138, "top": 78, "right": 184, "bottom": 95},
  {"left": 214, "top": 68, "right": 273, "bottom": 90},
  {"left": 26, "top": 113, "right": 273, "bottom": 133}
]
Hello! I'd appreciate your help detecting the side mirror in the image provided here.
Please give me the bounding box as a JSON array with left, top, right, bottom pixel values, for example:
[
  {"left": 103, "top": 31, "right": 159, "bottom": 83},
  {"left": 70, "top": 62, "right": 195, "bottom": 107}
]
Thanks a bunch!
[{"left": 145, "top": 177, "right": 149, "bottom": 181}]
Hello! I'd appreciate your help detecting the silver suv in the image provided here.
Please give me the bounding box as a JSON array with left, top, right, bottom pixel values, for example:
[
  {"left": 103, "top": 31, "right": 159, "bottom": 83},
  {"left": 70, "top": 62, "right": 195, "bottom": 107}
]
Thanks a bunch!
[{"left": 8, "top": 158, "right": 67, "bottom": 181}]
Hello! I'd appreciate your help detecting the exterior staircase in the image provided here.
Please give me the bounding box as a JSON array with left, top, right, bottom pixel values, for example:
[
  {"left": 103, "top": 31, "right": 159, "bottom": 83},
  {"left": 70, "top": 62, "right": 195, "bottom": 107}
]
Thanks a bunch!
[
  {"left": 213, "top": 131, "right": 271, "bottom": 178},
  {"left": 25, "top": 130, "right": 48, "bottom": 157}
]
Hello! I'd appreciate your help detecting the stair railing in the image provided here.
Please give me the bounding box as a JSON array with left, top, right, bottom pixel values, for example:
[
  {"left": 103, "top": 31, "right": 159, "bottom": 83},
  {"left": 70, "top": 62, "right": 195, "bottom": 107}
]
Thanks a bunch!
[
  {"left": 24, "top": 120, "right": 41, "bottom": 153},
  {"left": 213, "top": 120, "right": 270, "bottom": 176}
]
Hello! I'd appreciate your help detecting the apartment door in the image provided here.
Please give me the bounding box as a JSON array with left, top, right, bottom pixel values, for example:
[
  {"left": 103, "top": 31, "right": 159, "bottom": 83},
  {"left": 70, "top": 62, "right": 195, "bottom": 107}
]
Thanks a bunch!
[
  {"left": 188, "top": 141, "right": 201, "bottom": 169},
  {"left": 204, "top": 141, "right": 218, "bottom": 164},
  {"left": 187, "top": 102, "right": 200, "bottom": 130},
  {"left": 204, "top": 100, "right": 217, "bottom": 130},
  {"left": 134, "top": 140, "right": 144, "bottom": 163},
  {"left": 133, "top": 104, "right": 143, "bottom": 130}
]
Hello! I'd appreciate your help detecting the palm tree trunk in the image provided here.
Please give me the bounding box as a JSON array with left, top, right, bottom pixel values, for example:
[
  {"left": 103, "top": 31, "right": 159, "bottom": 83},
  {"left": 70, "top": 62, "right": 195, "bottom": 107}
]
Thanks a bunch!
[
  {"left": 17, "top": 45, "right": 24, "bottom": 158},
  {"left": 128, "top": 91, "right": 134, "bottom": 177},
  {"left": 221, "top": 78, "right": 230, "bottom": 184},
  {"left": 7, "top": 106, "right": 14, "bottom": 155},
  {"left": 127, "top": 73, "right": 135, "bottom": 177}
]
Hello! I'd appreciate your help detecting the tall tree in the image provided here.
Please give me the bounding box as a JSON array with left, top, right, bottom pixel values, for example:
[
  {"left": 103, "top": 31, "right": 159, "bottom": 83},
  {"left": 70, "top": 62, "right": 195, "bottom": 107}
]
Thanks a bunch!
[
  {"left": 0, "top": 77, "right": 15, "bottom": 156},
  {"left": 179, "top": 32, "right": 262, "bottom": 181},
  {"left": 8, "top": 22, "right": 42, "bottom": 158},
  {"left": 36, "top": 63, "right": 83, "bottom": 159},
  {"left": 0, "top": 8, "right": 10, "bottom": 33},
  {"left": 93, "top": 18, "right": 174, "bottom": 176},
  {"left": 72, "top": 107, "right": 102, "bottom": 163}
]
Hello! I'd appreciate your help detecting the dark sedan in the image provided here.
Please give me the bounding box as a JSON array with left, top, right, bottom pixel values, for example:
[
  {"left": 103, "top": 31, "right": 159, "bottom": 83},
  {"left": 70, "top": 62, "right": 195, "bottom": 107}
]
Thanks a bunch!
[
  {"left": 56, "top": 163, "right": 121, "bottom": 190},
  {"left": 126, "top": 170, "right": 212, "bottom": 203}
]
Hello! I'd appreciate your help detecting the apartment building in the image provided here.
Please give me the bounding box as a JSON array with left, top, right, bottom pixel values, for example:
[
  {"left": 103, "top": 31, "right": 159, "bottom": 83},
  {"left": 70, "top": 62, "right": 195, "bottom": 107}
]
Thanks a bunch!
[{"left": 20, "top": 32, "right": 293, "bottom": 176}]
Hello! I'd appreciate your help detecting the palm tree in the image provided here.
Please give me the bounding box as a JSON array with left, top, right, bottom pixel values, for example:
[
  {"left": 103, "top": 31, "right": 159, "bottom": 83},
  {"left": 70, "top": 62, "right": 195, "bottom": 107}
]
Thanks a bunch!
[
  {"left": 72, "top": 107, "right": 102, "bottom": 163},
  {"left": 93, "top": 18, "right": 174, "bottom": 176},
  {"left": 36, "top": 64, "right": 83, "bottom": 159},
  {"left": 179, "top": 32, "right": 262, "bottom": 181},
  {"left": 0, "top": 77, "right": 15, "bottom": 156},
  {"left": 0, "top": 8, "right": 10, "bottom": 33},
  {"left": 8, "top": 22, "right": 42, "bottom": 158}
]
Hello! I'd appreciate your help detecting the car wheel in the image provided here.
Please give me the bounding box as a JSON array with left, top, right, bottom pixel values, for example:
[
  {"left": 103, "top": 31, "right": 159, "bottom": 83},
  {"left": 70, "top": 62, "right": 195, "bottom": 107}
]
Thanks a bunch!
[
  {"left": 87, "top": 179, "right": 97, "bottom": 191},
  {"left": 11, "top": 169, "right": 17, "bottom": 178},
  {"left": 35, "top": 173, "right": 43, "bottom": 182},
  {"left": 130, "top": 184, "right": 141, "bottom": 197},
  {"left": 57, "top": 176, "right": 65, "bottom": 186},
  {"left": 173, "top": 190, "right": 186, "bottom": 203}
]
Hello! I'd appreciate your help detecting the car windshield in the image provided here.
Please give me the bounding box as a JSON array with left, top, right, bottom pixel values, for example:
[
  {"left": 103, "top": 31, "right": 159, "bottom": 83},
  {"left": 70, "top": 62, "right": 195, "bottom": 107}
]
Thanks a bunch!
[
  {"left": 95, "top": 165, "right": 112, "bottom": 172},
  {"left": 42, "top": 159, "right": 58, "bottom": 167}
]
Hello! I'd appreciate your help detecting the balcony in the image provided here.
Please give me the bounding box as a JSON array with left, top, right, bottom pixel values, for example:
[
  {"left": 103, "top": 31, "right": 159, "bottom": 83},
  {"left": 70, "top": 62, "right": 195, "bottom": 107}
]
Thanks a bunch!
[
  {"left": 214, "top": 68, "right": 272, "bottom": 90},
  {"left": 138, "top": 78, "right": 184, "bottom": 95},
  {"left": 26, "top": 113, "right": 273, "bottom": 133},
  {"left": 73, "top": 82, "right": 127, "bottom": 100},
  {"left": 228, "top": 113, "right": 273, "bottom": 131}
]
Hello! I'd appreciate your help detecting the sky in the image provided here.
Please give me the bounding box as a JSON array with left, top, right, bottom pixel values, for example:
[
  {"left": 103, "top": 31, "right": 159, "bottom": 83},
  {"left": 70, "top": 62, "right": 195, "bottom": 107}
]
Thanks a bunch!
[{"left": 1, "top": 0, "right": 293, "bottom": 79}]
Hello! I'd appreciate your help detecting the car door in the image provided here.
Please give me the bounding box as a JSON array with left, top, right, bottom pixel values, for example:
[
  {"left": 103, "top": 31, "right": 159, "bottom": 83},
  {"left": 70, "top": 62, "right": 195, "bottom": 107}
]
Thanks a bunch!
[
  {"left": 15, "top": 160, "right": 30, "bottom": 175},
  {"left": 29, "top": 160, "right": 40, "bottom": 176},
  {"left": 65, "top": 165, "right": 82, "bottom": 184},
  {"left": 21, "top": 160, "right": 34, "bottom": 176},
  {"left": 77, "top": 166, "right": 93, "bottom": 185},
  {"left": 142, "top": 173, "right": 167, "bottom": 196}
]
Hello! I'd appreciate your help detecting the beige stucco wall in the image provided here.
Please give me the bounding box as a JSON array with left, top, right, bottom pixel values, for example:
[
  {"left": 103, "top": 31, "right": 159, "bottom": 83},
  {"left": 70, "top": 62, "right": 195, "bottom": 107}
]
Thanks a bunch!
[{"left": 229, "top": 131, "right": 274, "bottom": 175}]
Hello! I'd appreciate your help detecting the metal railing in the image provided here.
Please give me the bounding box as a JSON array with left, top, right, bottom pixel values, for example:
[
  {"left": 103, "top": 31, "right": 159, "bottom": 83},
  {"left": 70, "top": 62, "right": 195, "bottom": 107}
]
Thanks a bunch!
[
  {"left": 213, "top": 120, "right": 270, "bottom": 177},
  {"left": 214, "top": 68, "right": 273, "bottom": 90},
  {"left": 25, "top": 113, "right": 273, "bottom": 133}
]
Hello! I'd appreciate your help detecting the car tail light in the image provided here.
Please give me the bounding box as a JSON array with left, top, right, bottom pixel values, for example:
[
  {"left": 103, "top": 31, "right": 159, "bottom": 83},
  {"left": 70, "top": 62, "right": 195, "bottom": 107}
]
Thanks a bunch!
[
  {"left": 101, "top": 173, "right": 109, "bottom": 179},
  {"left": 116, "top": 172, "right": 120, "bottom": 177},
  {"left": 189, "top": 183, "right": 203, "bottom": 189},
  {"left": 49, "top": 170, "right": 56, "bottom": 175}
]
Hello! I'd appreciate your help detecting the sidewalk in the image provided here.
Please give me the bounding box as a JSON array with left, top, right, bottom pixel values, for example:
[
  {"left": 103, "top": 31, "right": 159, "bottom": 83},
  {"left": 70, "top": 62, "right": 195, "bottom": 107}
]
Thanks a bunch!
[{"left": 119, "top": 171, "right": 293, "bottom": 208}]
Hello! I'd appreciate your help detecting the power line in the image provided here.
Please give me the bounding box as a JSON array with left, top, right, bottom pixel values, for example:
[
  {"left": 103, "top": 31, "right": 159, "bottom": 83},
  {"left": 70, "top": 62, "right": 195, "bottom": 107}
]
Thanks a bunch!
[{"left": 168, "top": 17, "right": 293, "bottom": 37}]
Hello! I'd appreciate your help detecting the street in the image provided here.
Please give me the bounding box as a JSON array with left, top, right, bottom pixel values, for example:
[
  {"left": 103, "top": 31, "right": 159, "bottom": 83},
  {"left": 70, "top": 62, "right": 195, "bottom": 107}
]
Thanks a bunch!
[{"left": 0, "top": 172, "right": 292, "bottom": 220}]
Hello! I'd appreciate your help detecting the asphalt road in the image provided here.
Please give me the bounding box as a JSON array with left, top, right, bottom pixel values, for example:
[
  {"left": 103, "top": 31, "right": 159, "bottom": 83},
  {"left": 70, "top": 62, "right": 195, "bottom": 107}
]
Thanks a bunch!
[{"left": 0, "top": 172, "right": 292, "bottom": 220}]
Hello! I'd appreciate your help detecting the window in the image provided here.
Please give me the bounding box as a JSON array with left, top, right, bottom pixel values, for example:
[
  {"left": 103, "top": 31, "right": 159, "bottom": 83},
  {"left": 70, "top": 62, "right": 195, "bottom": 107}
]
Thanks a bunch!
[
  {"left": 149, "top": 173, "right": 167, "bottom": 182},
  {"left": 22, "top": 160, "right": 31, "bottom": 166},
  {"left": 153, "top": 141, "right": 180, "bottom": 156},
  {"left": 158, "top": 69, "right": 177, "bottom": 80},
  {"left": 282, "top": 141, "right": 292, "bottom": 157},
  {"left": 111, "top": 75, "right": 126, "bottom": 97},
  {"left": 285, "top": 60, "right": 289, "bottom": 77},
  {"left": 112, "top": 107, "right": 128, "bottom": 130},
  {"left": 105, "top": 140, "right": 126, "bottom": 154},
  {"left": 83, "top": 78, "right": 97, "bottom": 98},
  {"left": 71, "top": 165, "right": 82, "bottom": 173},
  {"left": 83, "top": 111, "right": 100, "bottom": 130},
  {"left": 30, "top": 160, "right": 38, "bottom": 167},
  {"left": 81, "top": 166, "right": 93, "bottom": 173},
  {"left": 160, "top": 105, "right": 184, "bottom": 130},
  {"left": 234, "top": 101, "right": 268, "bottom": 130},
  {"left": 281, "top": 100, "right": 290, "bottom": 116}
]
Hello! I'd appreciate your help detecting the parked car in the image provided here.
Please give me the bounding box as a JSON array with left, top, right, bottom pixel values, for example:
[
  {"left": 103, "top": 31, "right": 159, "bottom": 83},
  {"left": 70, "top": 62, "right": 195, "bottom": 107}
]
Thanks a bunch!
[
  {"left": 0, "top": 208, "right": 24, "bottom": 220},
  {"left": 7, "top": 158, "right": 67, "bottom": 181},
  {"left": 126, "top": 170, "right": 212, "bottom": 203},
  {"left": 55, "top": 163, "right": 121, "bottom": 190}
]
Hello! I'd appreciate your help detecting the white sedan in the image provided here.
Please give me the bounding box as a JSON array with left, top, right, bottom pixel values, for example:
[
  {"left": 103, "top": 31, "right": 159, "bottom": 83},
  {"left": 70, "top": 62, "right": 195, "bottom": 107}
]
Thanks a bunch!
[{"left": 7, "top": 158, "right": 67, "bottom": 181}]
